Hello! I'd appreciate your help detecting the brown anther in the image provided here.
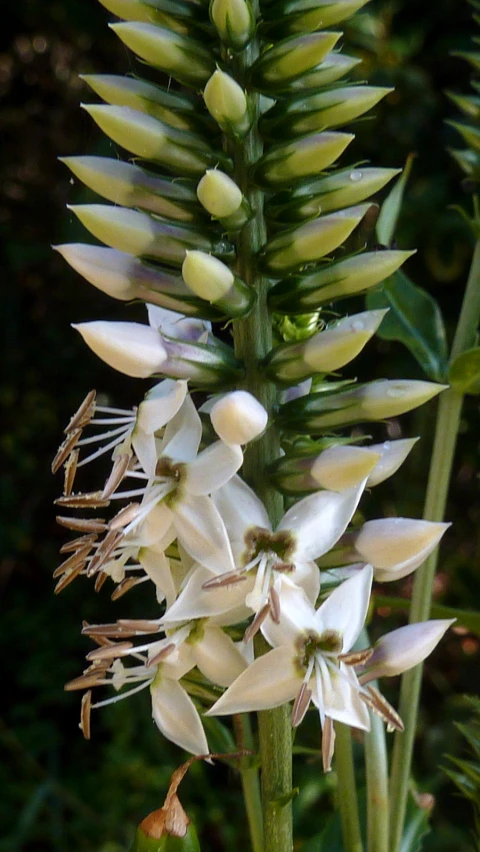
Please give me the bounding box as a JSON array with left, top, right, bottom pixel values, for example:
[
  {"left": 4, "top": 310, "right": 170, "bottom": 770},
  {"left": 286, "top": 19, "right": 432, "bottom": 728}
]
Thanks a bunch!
[
  {"left": 65, "top": 390, "right": 96, "bottom": 433},
  {"left": 102, "top": 453, "right": 131, "bottom": 500},
  {"left": 51, "top": 428, "right": 82, "bottom": 474},
  {"left": 79, "top": 690, "right": 92, "bottom": 740},
  {"left": 86, "top": 641, "right": 133, "bottom": 662},
  {"left": 149, "top": 643, "right": 176, "bottom": 666},
  {"left": 109, "top": 502, "right": 141, "bottom": 531},
  {"left": 82, "top": 623, "right": 132, "bottom": 638},
  {"left": 274, "top": 562, "right": 295, "bottom": 574},
  {"left": 111, "top": 576, "right": 140, "bottom": 600},
  {"left": 268, "top": 586, "right": 281, "bottom": 624},
  {"left": 360, "top": 685, "right": 404, "bottom": 732},
  {"left": 63, "top": 449, "right": 79, "bottom": 496},
  {"left": 86, "top": 529, "right": 123, "bottom": 577},
  {"left": 94, "top": 571, "right": 108, "bottom": 593},
  {"left": 338, "top": 647, "right": 374, "bottom": 667},
  {"left": 291, "top": 682, "right": 312, "bottom": 727},
  {"left": 243, "top": 604, "right": 270, "bottom": 643},
  {"left": 59, "top": 534, "right": 98, "bottom": 554},
  {"left": 84, "top": 661, "right": 111, "bottom": 674},
  {"left": 322, "top": 717, "right": 335, "bottom": 773},
  {"left": 55, "top": 491, "right": 111, "bottom": 509},
  {"left": 53, "top": 544, "right": 93, "bottom": 579},
  {"left": 56, "top": 516, "right": 108, "bottom": 533},
  {"left": 54, "top": 558, "right": 88, "bottom": 593},
  {"left": 202, "top": 571, "right": 246, "bottom": 590},
  {"left": 65, "top": 671, "right": 106, "bottom": 691},
  {"left": 117, "top": 619, "right": 162, "bottom": 634}
]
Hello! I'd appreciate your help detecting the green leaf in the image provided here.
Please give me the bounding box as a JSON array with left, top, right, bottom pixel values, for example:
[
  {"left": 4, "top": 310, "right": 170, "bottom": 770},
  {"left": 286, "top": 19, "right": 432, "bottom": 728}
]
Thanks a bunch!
[
  {"left": 376, "top": 153, "right": 415, "bottom": 247},
  {"left": 449, "top": 348, "right": 480, "bottom": 394},
  {"left": 366, "top": 270, "right": 448, "bottom": 381},
  {"left": 400, "top": 797, "right": 431, "bottom": 852}
]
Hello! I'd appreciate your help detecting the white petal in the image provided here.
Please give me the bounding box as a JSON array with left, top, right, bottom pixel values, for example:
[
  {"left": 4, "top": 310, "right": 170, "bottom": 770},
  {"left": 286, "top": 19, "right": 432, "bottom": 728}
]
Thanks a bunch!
[
  {"left": 355, "top": 518, "right": 449, "bottom": 569},
  {"left": 314, "top": 565, "right": 373, "bottom": 652},
  {"left": 311, "top": 445, "right": 380, "bottom": 492},
  {"left": 138, "top": 501, "right": 174, "bottom": 546},
  {"left": 159, "top": 395, "right": 202, "bottom": 462},
  {"left": 164, "top": 565, "right": 252, "bottom": 624},
  {"left": 293, "top": 560, "right": 321, "bottom": 604},
  {"left": 73, "top": 321, "right": 167, "bottom": 378},
  {"left": 363, "top": 619, "right": 455, "bottom": 681},
  {"left": 213, "top": 475, "right": 271, "bottom": 543},
  {"left": 172, "top": 495, "right": 235, "bottom": 574},
  {"left": 207, "top": 646, "right": 300, "bottom": 715},
  {"left": 262, "top": 578, "right": 316, "bottom": 648},
  {"left": 138, "top": 547, "right": 177, "bottom": 607},
  {"left": 136, "top": 379, "right": 188, "bottom": 434},
  {"left": 279, "top": 483, "right": 365, "bottom": 561},
  {"left": 185, "top": 442, "right": 243, "bottom": 496},
  {"left": 147, "top": 303, "right": 211, "bottom": 342},
  {"left": 151, "top": 677, "right": 209, "bottom": 755},
  {"left": 193, "top": 625, "right": 248, "bottom": 687},
  {"left": 366, "top": 438, "right": 419, "bottom": 487},
  {"left": 315, "top": 663, "right": 370, "bottom": 730}
]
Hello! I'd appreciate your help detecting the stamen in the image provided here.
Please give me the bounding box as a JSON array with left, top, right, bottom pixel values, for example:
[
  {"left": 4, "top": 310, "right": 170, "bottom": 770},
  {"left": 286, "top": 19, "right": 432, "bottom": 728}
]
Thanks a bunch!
[
  {"left": 59, "top": 534, "right": 98, "bottom": 554},
  {"left": 322, "top": 717, "right": 335, "bottom": 773},
  {"left": 292, "top": 682, "right": 312, "bottom": 727},
  {"left": 243, "top": 603, "right": 270, "bottom": 643},
  {"left": 86, "top": 641, "right": 134, "bottom": 662},
  {"left": 148, "top": 642, "right": 176, "bottom": 666},
  {"left": 77, "top": 424, "right": 131, "bottom": 447},
  {"left": 79, "top": 690, "right": 92, "bottom": 740},
  {"left": 111, "top": 576, "right": 143, "bottom": 600},
  {"left": 89, "top": 417, "right": 135, "bottom": 425},
  {"left": 94, "top": 571, "right": 108, "bottom": 592},
  {"left": 65, "top": 390, "right": 96, "bottom": 433},
  {"left": 55, "top": 492, "right": 110, "bottom": 509},
  {"left": 52, "top": 428, "right": 82, "bottom": 474},
  {"left": 118, "top": 619, "right": 162, "bottom": 633},
  {"left": 53, "top": 544, "right": 93, "bottom": 578},
  {"left": 202, "top": 571, "right": 246, "bottom": 590},
  {"left": 268, "top": 586, "right": 281, "bottom": 624},
  {"left": 65, "top": 671, "right": 107, "bottom": 691},
  {"left": 338, "top": 648, "right": 374, "bottom": 666},
  {"left": 76, "top": 433, "right": 131, "bottom": 468},
  {"left": 56, "top": 516, "right": 108, "bottom": 533},
  {"left": 86, "top": 530, "right": 123, "bottom": 577},
  {"left": 54, "top": 558, "right": 88, "bottom": 593},
  {"left": 359, "top": 685, "right": 404, "bottom": 732},
  {"left": 63, "top": 449, "right": 79, "bottom": 496},
  {"left": 90, "top": 676, "right": 154, "bottom": 709},
  {"left": 95, "top": 404, "right": 134, "bottom": 415},
  {"left": 109, "top": 503, "right": 141, "bottom": 531},
  {"left": 108, "top": 488, "right": 149, "bottom": 500}
]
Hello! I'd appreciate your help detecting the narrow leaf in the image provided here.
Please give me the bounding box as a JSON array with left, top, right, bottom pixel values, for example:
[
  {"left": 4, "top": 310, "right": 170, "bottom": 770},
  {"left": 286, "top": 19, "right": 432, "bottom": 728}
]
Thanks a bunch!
[
  {"left": 400, "top": 797, "right": 431, "bottom": 852},
  {"left": 376, "top": 153, "right": 415, "bottom": 247}
]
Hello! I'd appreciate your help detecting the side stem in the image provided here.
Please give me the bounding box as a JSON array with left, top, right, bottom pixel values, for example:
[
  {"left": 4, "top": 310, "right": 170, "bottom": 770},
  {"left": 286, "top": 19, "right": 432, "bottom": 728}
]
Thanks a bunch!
[{"left": 389, "top": 239, "right": 480, "bottom": 852}]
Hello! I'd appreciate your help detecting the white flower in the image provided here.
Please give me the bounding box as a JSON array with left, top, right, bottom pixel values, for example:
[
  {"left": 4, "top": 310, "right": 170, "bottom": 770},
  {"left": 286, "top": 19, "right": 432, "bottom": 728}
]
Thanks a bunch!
[
  {"left": 359, "top": 619, "right": 455, "bottom": 682},
  {"left": 354, "top": 517, "right": 450, "bottom": 581}
]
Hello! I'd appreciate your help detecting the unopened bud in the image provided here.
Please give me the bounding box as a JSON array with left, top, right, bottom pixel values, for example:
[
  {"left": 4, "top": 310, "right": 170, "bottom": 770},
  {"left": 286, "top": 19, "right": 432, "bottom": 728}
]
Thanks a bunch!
[
  {"left": 366, "top": 438, "right": 419, "bottom": 487},
  {"left": 264, "top": 0, "right": 371, "bottom": 36},
  {"left": 82, "top": 104, "right": 228, "bottom": 178},
  {"left": 99, "top": 0, "right": 203, "bottom": 34},
  {"left": 210, "top": 0, "right": 255, "bottom": 51},
  {"left": 285, "top": 53, "right": 361, "bottom": 93},
  {"left": 254, "top": 131, "right": 354, "bottom": 188},
  {"left": 311, "top": 445, "right": 380, "bottom": 491},
  {"left": 197, "top": 170, "right": 253, "bottom": 231},
  {"left": 250, "top": 31, "right": 340, "bottom": 91},
  {"left": 361, "top": 620, "right": 455, "bottom": 682},
  {"left": 110, "top": 22, "right": 215, "bottom": 89},
  {"left": 278, "top": 379, "right": 447, "bottom": 432},
  {"left": 210, "top": 391, "right": 268, "bottom": 444},
  {"left": 74, "top": 320, "right": 168, "bottom": 379},
  {"left": 260, "top": 204, "right": 370, "bottom": 274},
  {"left": 354, "top": 518, "right": 450, "bottom": 581},
  {"left": 182, "top": 251, "right": 255, "bottom": 316},
  {"left": 203, "top": 70, "right": 253, "bottom": 140},
  {"left": 68, "top": 204, "right": 234, "bottom": 266},
  {"left": 268, "top": 250, "right": 415, "bottom": 313},
  {"left": 266, "top": 310, "right": 386, "bottom": 381}
]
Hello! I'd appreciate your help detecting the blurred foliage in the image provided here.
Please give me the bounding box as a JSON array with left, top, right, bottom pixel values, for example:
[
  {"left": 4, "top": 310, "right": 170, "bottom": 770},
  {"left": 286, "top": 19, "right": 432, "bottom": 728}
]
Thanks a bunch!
[{"left": 2, "top": 0, "right": 480, "bottom": 849}]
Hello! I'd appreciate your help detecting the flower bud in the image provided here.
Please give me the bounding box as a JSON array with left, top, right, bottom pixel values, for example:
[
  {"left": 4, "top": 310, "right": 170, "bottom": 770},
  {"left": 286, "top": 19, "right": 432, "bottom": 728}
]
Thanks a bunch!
[
  {"left": 80, "top": 73, "right": 208, "bottom": 133},
  {"left": 361, "top": 620, "right": 455, "bottom": 682},
  {"left": 68, "top": 205, "right": 234, "bottom": 266},
  {"left": 197, "top": 170, "right": 253, "bottom": 231},
  {"left": 203, "top": 70, "right": 253, "bottom": 140},
  {"left": 74, "top": 321, "right": 168, "bottom": 378},
  {"left": 366, "top": 437, "right": 419, "bottom": 487},
  {"left": 268, "top": 250, "right": 416, "bottom": 313},
  {"left": 54, "top": 244, "right": 226, "bottom": 319},
  {"left": 260, "top": 86, "right": 393, "bottom": 138},
  {"left": 249, "top": 31, "right": 340, "bottom": 91},
  {"left": 277, "top": 379, "right": 447, "bottom": 432},
  {"left": 110, "top": 22, "right": 215, "bottom": 89},
  {"left": 210, "top": 0, "right": 256, "bottom": 51},
  {"left": 263, "top": 0, "right": 371, "bottom": 36},
  {"left": 61, "top": 156, "right": 202, "bottom": 223},
  {"left": 311, "top": 445, "right": 380, "bottom": 491},
  {"left": 266, "top": 167, "right": 400, "bottom": 222},
  {"left": 284, "top": 53, "right": 361, "bottom": 93},
  {"left": 260, "top": 204, "right": 370, "bottom": 274},
  {"left": 182, "top": 251, "right": 255, "bottom": 317},
  {"left": 354, "top": 518, "right": 450, "bottom": 581},
  {"left": 253, "top": 131, "right": 354, "bottom": 188},
  {"left": 99, "top": 0, "right": 206, "bottom": 35},
  {"left": 265, "top": 309, "right": 387, "bottom": 381},
  {"left": 81, "top": 105, "right": 229, "bottom": 178},
  {"left": 210, "top": 391, "right": 268, "bottom": 444}
]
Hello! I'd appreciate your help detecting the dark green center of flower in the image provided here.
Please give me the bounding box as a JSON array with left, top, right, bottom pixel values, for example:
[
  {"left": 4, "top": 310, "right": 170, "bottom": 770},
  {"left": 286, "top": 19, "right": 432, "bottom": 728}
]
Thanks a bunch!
[{"left": 244, "top": 526, "right": 295, "bottom": 564}]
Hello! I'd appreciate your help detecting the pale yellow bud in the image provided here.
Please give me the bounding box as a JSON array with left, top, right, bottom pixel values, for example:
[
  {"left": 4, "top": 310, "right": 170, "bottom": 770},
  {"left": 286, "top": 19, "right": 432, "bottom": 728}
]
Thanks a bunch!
[
  {"left": 197, "top": 170, "right": 243, "bottom": 218},
  {"left": 311, "top": 446, "right": 381, "bottom": 491},
  {"left": 182, "top": 251, "right": 234, "bottom": 301}
]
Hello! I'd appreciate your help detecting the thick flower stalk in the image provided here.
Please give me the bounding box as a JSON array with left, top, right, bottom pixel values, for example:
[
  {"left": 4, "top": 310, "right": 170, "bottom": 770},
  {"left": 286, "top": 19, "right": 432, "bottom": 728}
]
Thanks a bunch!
[{"left": 53, "top": 2, "right": 453, "bottom": 851}]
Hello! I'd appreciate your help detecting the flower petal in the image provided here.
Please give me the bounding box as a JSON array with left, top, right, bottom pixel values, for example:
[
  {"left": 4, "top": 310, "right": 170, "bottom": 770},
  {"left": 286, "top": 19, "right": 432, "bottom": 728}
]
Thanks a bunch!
[
  {"left": 138, "top": 547, "right": 177, "bottom": 607},
  {"left": 207, "top": 646, "right": 300, "bottom": 716},
  {"left": 213, "top": 475, "right": 271, "bottom": 543},
  {"left": 193, "top": 625, "right": 248, "bottom": 687},
  {"left": 262, "top": 577, "right": 316, "bottom": 648},
  {"left": 172, "top": 495, "right": 235, "bottom": 574},
  {"left": 185, "top": 442, "right": 243, "bottom": 496},
  {"left": 73, "top": 320, "right": 167, "bottom": 378},
  {"left": 163, "top": 565, "right": 252, "bottom": 625},
  {"left": 159, "top": 395, "right": 202, "bottom": 462},
  {"left": 362, "top": 619, "right": 455, "bottom": 682},
  {"left": 151, "top": 677, "right": 209, "bottom": 755},
  {"left": 314, "top": 564, "right": 373, "bottom": 652},
  {"left": 279, "top": 484, "right": 365, "bottom": 561},
  {"left": 314, "top": 662, "right": 370, "bottom": 730}
]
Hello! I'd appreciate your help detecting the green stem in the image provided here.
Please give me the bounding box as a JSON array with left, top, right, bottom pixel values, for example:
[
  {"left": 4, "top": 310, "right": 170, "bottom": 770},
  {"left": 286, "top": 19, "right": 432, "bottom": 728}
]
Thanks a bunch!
[
  {"left": 234, "top": 715, "right": 264, "bottom": 852},
  {"left": 231, "top": 7, "right": 293, "bottom": 852},
  {"left": 360, "top": 630, "right": 389, "bottom": 852},
  {"left": 389, "top": 239, "right": 480, "bottom": 852},
  {"left": 335, "top": 723, "right": 364, "bottom": 852}
]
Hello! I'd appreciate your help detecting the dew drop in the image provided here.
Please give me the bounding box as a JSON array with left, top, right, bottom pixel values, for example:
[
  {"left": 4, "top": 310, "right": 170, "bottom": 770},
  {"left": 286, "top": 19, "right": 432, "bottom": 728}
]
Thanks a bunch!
[
  {"left": 349, "top": 170, "right": 363, "bottom": 182},
  {"left": 386, "top": 386, "right": 406, "bottom": 398},
  {"left": 351, "top": 319, "right": 365, "bottom": 331},
  {"left": 382, "top": 441, "right": 391, "bottom": 451}
]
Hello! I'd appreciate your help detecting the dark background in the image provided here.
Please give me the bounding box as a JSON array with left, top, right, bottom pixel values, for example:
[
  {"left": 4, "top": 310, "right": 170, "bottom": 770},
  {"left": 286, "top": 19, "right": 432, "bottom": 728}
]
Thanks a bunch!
[{"left": 2, "top": 0, "right": 480, "bottom": 849}]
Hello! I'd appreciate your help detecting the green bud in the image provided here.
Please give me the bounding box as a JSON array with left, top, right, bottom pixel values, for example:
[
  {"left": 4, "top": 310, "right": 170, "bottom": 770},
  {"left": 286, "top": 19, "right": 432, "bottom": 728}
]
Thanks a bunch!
[
  {"left": 98, "top": 0, "right": 209, "bottom": 35},
  {"left": 203, "top": 70, "right": 254, "bottom": 140},
  {"left": 249, "top": 31, "right": 341, "bottom": 92},
  {"left": 263, "top": 0, "right": 372, "bottom": 36},
  {"left": 447, "top": 120, "right": 480, "bottom": 153},
  {"left": 269, "top": 445, "right": 380, "bottom": 495},
  {"left": 283, "top": 53, "right": 361, "bottom": 93},
  {"left": 260, "top": 86, "right": 393, "bottom": 138},
  {"left": 253, "top": 131, "right": 354, "bottom": 187},
  {"left": 60, "top": 156, "right": 203, "bottom": 223},
  {"left": 277, "top": 379, "right": 446, "bottom": 433},
  {"left": 80, "top": 74, "right": 211, "bottom": 134},
  {"left": 196, "top": 169, "right": 253, "bottom": 230},
  {"left": 210, "top": 0, "right": 256, "bottom": 51},
  {"left": 110, "top": 22, "right": 215, "bottom": 89},
  {"left": 182, "top": 251, "right": 255, "bottom": 316},
  {"left": 68, "top": 204, "right": 234, "bottom": 266},
  {"left": 446, "top": 91, "right": 480, "bottom": 122},
  {"left": 130, "top": 806, "right": 201, "bottom": 851},
  {"left": 82, "top": 104, "right": 230, "bottom": 177},
  {"left": 268, "top": 249, "right": 415, "bottom": 313},
  {"left": 163, "top": 337, "right": 244, "bottom": 387},
  {"left": 260, "top": 204, "right": 370, "bottom": 274},
  {"left": 266, "top": 167, "right": 400, "bottom": 222}
]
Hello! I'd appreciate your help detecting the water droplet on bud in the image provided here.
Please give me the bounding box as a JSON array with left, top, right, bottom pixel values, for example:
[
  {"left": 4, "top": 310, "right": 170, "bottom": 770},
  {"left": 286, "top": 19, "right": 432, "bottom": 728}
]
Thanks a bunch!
[{"left": 349, "top": 170, "right": 363, "bottom": 182}]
